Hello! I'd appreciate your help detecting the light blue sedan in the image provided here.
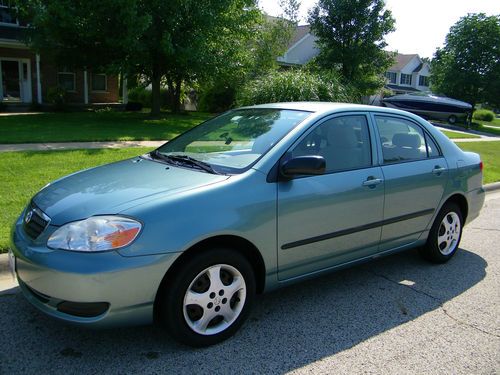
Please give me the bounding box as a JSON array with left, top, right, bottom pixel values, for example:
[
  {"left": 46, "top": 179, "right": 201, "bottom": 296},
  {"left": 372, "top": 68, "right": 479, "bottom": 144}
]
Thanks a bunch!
[{"left": 10, "top": 102, "right": 484, "bottom": 347}]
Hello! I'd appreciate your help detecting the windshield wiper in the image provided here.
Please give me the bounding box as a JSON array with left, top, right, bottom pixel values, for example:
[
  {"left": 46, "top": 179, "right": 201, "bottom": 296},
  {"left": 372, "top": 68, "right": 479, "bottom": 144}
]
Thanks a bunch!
[{"left": 150, "top": 151, "right": 219, "bottom": 174}]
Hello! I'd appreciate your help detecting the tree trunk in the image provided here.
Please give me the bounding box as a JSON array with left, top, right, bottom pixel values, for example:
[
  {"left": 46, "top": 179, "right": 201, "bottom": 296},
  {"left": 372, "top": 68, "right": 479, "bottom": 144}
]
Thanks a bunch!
[
  {"left": 172, "top": 78, "right": 182, "bottom": 113},
  {"left": 151, "top": 63, "right": 161, "bottom": 117}
]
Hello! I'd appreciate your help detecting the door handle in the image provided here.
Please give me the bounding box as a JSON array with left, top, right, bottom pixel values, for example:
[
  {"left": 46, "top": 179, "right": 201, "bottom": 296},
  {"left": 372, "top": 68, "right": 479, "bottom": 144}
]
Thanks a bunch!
[
  {"left": 432, "top": 166, "right": 447, "bottom": 175},
  {"left": 362, "top": 177, "right": 384, "bottom": 187}
]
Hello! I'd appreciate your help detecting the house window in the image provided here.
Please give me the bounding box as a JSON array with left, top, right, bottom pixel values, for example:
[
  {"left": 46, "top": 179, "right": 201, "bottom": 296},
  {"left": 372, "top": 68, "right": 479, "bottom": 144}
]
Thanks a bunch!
[
  {"left": 57, "top": 70, "right": 76, "bottom": 92},
  {"left": 400, "top": 73, "right": 412, "bottom": 85},
  {"left": 0, "top": 0, "right": 18, "bottom": 25},
  {"left": 91, "top": 73, "right": 107, "bottom": 91},
  {"left": 385, "top": 72, "right": 397, "bottom": 84},
  {"left": 419, "top": 75, "right": 429, "bottom": 87}
]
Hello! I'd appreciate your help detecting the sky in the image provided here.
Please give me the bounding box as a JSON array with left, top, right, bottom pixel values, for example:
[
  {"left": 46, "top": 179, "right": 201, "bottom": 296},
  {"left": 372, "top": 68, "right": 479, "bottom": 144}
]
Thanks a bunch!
[{"left": 259, "top": 0, "right": 499, "bottom": 58}]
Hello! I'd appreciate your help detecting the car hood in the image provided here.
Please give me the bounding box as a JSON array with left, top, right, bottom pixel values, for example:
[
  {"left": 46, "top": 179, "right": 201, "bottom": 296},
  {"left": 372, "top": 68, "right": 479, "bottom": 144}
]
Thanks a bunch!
[{"left": 32, "top": 157, "right": 229, "bottom": 225}]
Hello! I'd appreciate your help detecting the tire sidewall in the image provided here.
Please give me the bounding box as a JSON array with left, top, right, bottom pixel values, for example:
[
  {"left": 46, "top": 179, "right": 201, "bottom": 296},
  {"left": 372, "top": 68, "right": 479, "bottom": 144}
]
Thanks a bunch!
[
  {"left": 425, "top": 203, "right": 463, "bottom": 263},
  {"left": 160, "top": 248, "right": 256, "bottom": 347}
]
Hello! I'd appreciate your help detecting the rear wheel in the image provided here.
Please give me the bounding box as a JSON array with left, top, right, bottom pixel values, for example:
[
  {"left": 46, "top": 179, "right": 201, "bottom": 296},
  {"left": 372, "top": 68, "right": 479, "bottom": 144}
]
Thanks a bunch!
[
  {"left": 159, "top": 248, "right": 255, "bottom": 347},
  {"left": 420, "top": 202, "right": 463, "bottom": 263}
]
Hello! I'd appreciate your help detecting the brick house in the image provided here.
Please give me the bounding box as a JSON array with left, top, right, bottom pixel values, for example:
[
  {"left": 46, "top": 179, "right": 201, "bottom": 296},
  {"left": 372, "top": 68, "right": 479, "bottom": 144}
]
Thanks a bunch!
[{"left": 0, "top": 2, "right": 121, "bottom": 106}]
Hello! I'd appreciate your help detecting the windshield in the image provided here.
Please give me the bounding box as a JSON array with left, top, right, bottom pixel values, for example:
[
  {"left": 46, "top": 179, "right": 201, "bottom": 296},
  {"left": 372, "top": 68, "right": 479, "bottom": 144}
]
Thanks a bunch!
[{"left": 155, "top": 108, "right": 311, "bottom": 174}]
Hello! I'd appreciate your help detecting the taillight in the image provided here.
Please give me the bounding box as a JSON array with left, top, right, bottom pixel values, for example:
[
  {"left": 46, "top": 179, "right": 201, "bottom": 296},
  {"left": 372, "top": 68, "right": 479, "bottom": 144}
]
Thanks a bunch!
[{"left": 479, "top": 161, "right": 483, "bottom": 171}]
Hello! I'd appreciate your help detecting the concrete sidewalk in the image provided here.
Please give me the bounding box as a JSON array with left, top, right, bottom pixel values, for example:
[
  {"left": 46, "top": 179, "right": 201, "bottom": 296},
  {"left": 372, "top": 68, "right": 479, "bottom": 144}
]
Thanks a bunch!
[{"left": 1, "top": 134, "right": 500, "bottom": 152}]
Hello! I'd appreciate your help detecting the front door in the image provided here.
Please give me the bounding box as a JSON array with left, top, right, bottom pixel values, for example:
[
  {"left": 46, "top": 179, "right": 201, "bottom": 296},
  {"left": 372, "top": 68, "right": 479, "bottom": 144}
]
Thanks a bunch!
[
  {"left": 277, "top": 114, "right": 385, "bottom": 281},
  {"left": 1, "top": 60, "right": 21, "bottom": 102}
]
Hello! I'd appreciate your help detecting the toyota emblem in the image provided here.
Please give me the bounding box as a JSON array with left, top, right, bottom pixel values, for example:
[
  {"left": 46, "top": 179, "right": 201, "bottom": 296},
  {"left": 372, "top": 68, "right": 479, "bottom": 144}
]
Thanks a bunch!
[{"left": 24, "top": 210, "right": 33, "bottom": 224}]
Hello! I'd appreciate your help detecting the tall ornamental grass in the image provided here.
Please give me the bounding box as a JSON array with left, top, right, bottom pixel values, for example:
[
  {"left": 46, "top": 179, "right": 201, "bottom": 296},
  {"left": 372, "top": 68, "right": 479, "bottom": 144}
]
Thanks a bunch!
[{"left": 237, "top": 70, "right": 358, "bottom": 106}]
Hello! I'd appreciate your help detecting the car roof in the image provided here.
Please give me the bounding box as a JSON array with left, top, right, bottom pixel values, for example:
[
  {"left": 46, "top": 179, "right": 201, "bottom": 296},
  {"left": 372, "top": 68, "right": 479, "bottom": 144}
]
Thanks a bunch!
[{"left": 240, "top": 101, "right": 411, "bottom": 117}]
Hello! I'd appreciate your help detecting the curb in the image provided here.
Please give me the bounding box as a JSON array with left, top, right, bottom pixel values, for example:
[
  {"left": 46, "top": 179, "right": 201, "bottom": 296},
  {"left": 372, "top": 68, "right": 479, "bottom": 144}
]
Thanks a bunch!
[{"left": 484, "top": 182, "right": 500, "bottom": 192}]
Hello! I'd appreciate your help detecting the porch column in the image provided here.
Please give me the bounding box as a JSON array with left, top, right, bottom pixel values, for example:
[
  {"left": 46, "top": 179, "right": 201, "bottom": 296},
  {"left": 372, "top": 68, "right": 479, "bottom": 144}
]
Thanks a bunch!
[
  {"left": 122, "top": 75, "right": 128, "bottom": 104},
  {"left": 36, "top": 54, "right": 42, "bottom": 104},
  {"left": 83, "top": 69, "right": 89, "bottom": 104}
]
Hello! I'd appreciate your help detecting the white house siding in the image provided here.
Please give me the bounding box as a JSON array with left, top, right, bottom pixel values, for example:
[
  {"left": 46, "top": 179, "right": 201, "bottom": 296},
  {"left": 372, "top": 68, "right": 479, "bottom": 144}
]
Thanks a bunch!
[
  {"left": 416, "top": 64, "right": 431, "bottom": 91},
  {"left": 279, "top": 34, "right": 319, "bottom": 65},
  {"left": 399, "top": 56, "right": 421, "bottom": 88}
]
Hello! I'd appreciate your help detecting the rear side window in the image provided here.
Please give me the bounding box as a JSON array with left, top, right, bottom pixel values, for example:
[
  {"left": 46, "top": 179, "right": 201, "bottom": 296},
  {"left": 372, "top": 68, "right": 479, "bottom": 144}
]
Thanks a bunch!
[
  {"left": 292, "top": 115, "right": 372, "bottom": 173},
  {"left": 375, "top": 116, "right": 428, "bottom": 163},
  {"left": 425, "top": 133, "right": 441, "bottom": 158}
]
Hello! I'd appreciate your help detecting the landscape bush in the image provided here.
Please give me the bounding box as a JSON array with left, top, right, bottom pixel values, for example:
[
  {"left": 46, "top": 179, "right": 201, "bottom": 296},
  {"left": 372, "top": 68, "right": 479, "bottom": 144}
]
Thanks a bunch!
[
  {"left": 46, "top": 86, "right": 68, "bottom": 110},
  {"left": 473, "top": 109, "right": 495, "bottom": 122},
  {"left": 198, "top": 82, "right": 236, "bottom": 113},
  {"left": 236, "top": 70, "right": 357, "bottom": 106},
  {"left": 128, "top": 86, "right": 170, "bottom": 108}
]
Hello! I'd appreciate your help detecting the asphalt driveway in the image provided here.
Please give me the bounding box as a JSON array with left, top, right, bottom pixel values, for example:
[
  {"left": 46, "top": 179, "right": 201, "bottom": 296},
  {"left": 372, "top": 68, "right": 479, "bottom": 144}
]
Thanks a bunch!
[{"left": 1, "top": 192, "right": 499, "bottom": 374}]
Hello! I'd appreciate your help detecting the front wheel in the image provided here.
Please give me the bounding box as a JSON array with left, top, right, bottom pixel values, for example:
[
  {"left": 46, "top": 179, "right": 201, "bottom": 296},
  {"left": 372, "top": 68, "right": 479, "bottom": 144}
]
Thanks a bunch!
[
  {"left": 419, "top": 203, "right": 463, "bottom": 263},
  {"left": 158, "top": 248, "right": 255, "bottom": 347}
]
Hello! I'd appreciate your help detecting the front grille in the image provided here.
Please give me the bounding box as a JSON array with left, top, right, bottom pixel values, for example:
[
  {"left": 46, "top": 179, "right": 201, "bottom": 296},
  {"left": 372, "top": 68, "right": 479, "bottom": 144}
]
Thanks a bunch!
[{"left": 22, "top": 202, "right": 50, "bottom": 239}]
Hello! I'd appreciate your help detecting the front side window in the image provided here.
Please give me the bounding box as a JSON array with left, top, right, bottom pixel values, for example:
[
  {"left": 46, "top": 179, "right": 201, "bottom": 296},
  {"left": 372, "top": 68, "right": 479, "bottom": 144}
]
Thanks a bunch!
[
  {"left": 291, "top": 115, "right": 372, "bottom": 173},
  {"left": 91, "top": 73, "right": 107, "bottom": 91},
  {"left": 375, "top": 116, "right": 429, "bottom": 163},
  {"left": 57, "top": 70, "right": 76, "bottom": 91},
  {"left": 155, "top": 108, "right": 311, "bottom": 174},
  {"left": 400, "top": 73, "right": 412, "bottom": 85}
]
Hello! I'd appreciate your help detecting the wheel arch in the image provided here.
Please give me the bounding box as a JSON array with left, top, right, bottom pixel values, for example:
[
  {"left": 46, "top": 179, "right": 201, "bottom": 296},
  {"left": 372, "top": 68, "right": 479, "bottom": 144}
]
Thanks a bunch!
[
  {"left": 442, "top": 193, "right": 468, "bottom": 222},
  {"left": 154, "top": 235, "right": 266, "bottom": 320}
]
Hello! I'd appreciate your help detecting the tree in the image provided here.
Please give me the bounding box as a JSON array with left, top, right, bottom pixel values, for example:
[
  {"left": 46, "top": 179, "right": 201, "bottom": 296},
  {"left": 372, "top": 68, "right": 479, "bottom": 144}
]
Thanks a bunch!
[
  {"left": 431, "top": 13, "right": 500, "bottom": 110},
  {"left": 18, "top": 0, "right": 260, "bottom": 115},
  {"left": 198, "top": 0, "right": 300, "bottom": 112},
  {"left": 17, "top": 0, "right": 147, "bottom": 72},
  {"left": 308, "top": 0, "right": 395, "bottom": 95}
]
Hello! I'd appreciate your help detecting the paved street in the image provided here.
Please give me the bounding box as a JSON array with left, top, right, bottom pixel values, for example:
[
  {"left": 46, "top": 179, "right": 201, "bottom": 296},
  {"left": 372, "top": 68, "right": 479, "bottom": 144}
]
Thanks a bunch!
[{"left": 1, "top": 192, "right": 499, "bottom": 374}]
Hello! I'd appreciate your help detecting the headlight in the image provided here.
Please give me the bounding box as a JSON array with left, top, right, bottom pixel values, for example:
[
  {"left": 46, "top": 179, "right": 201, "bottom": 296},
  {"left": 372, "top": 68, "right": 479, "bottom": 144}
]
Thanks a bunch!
[{"left": 47, "top": 216, "right": 142, "bottom": 252}]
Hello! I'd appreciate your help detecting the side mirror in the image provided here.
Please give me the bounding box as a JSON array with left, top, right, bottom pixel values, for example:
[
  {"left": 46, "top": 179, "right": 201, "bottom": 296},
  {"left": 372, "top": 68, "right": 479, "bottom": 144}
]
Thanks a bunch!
[{"left": 280, "top": 155, "right": 326, "bottom": 178}]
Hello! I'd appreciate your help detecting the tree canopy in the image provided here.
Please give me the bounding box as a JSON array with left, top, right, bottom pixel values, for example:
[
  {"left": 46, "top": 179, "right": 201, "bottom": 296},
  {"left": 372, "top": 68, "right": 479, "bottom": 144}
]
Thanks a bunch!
[
  {"left": 18, "top": 0, "right": 261, "bottom": 114},
  {"left": 431, "top": 13, "right": 500, "bottom": 109},
  {"left": 308, "top": 0, "right": 395, "bottom": 95}
]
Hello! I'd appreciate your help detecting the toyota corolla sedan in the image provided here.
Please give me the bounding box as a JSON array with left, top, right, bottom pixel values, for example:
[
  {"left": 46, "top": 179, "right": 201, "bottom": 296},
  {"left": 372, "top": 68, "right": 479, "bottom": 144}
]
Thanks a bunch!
[{"left": 10, "top": 102, "right": 484, "bottom": 347}]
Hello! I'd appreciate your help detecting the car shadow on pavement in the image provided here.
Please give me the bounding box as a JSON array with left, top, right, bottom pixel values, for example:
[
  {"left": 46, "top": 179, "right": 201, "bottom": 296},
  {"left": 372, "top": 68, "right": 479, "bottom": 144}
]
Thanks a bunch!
[{"left": 0, "top": 248, "right": 486, "bottom": 374}]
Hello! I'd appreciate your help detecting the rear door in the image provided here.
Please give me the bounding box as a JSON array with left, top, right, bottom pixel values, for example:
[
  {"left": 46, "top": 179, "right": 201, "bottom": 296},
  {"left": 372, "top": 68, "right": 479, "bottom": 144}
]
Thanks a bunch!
[
  {"left": 372, "top": 114, "right": 448, "bottom": 251},
  {"left": 277, "top": 113, "right": 385, "bottom": 280}
]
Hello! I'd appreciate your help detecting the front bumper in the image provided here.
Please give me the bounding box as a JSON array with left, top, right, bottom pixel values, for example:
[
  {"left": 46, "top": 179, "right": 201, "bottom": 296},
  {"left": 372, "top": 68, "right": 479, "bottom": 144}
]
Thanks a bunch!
[{"left": 11, "top": 216, "right": 180, "bottom": 328}]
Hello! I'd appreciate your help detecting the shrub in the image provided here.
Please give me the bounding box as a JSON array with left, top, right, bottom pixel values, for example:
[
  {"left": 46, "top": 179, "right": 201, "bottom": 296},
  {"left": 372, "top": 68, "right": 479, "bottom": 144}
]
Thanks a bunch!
[
  {"left": 236, "top": 70, "right": 357, "bottom": 106},
  {"left": 46, "top": 86, "right": 68, "bottom": 110},
  {"left": 128, "top": 86, "right": 171, "bottom": 108},
  {"left": 198, "top": 82, "right": 236, "bottom": 113},
  {"left": 125, "top": 101, "right": 143, "bottom": 111},
  {"left": 473, "top": 109, "right": 495, "bottom": 122}
]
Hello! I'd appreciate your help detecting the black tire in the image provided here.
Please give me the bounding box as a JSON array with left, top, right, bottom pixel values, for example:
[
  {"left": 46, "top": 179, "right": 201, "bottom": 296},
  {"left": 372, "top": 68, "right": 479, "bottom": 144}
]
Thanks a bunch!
[
  {"left": 448, "top": 115, "right": 457, "bottom": 124},
  {"left": 419, "top": 202, "right": 463, "bottom": 263},
  {"left": 158, "top": 248, "right": 255, "bottom": 347}
]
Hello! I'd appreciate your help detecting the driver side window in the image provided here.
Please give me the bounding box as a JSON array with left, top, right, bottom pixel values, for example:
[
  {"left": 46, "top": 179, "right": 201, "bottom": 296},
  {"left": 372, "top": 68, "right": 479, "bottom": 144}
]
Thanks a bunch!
[{"left": 292, "top": 115, "right": 372, "bottom": 173}]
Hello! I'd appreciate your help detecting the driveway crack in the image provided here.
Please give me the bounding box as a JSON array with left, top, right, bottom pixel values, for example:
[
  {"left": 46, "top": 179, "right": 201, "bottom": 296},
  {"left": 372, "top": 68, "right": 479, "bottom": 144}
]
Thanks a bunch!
[{"left": 368, "top": 270, "right": 500, "bottom": 338}]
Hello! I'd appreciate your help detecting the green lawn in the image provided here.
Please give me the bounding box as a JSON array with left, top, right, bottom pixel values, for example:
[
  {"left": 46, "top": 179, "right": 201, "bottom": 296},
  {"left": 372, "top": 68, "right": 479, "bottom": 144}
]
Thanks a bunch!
[
  {"left": 0, "top": 111, "right": 212, "bottom": 144},
  {"left": 0, "top": 147, "right": 153, "bottom": 252},
  {"left": 440, "top": 130, "right": 480, "bottom": 139},
  {"left": 457, "top": 141, "right": 500, "bottom": 186}
]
